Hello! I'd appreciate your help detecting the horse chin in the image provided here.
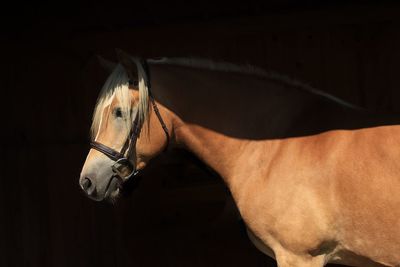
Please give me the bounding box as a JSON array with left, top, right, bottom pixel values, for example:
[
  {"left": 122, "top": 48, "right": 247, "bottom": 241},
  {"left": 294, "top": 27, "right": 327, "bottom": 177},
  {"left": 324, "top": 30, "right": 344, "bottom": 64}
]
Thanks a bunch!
[{"left": 104, "top": 176, "right": 121, "bottom": 203}]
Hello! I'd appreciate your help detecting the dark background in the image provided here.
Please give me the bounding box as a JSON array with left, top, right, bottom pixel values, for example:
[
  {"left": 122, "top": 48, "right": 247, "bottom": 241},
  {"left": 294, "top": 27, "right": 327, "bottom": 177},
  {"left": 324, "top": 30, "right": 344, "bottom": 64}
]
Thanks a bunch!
[{"left": 1, "top": 1, "right": 400, "bottom": 266}]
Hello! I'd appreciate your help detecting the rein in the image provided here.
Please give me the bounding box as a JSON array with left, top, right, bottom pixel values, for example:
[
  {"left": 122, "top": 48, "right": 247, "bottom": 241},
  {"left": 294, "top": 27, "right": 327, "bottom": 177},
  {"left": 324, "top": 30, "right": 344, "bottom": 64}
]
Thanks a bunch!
[{"left": 90, "top": 59, "right": 170, "bottom": 182}]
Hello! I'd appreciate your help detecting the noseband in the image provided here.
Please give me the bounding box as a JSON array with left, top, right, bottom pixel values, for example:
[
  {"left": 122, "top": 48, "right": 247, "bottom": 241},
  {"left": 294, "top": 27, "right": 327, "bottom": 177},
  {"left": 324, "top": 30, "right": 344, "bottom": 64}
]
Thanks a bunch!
[{"left": 90, "top": 59, "right": 170, "bottom": 182}]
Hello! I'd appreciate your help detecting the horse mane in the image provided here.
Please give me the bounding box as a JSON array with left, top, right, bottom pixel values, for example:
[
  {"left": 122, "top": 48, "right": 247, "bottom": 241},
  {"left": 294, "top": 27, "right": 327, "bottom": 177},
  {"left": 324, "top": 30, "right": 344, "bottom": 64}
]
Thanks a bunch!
[
  {"left": 91, "top": 60, "right": 150, "bottom": 139},
  {"left": 92, "top": 57, "right": 360, "bottom": 139},
  {"left": 149, "top": 57, "right": 360, "bottom": 109}
]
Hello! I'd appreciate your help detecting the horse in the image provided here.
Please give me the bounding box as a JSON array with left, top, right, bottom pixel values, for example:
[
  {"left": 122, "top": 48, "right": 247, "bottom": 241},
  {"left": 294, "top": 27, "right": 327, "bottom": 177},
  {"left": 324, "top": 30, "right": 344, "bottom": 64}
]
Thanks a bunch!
[{"left": 80, "top": 50, "right": 400, "bottom": 267}]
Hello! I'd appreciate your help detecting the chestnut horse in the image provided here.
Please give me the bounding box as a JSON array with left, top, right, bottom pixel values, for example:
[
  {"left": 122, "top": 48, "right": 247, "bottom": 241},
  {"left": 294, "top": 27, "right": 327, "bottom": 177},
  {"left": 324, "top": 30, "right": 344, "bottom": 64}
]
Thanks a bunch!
[{"left": 80, "top": 50, "right": 400, "bottom": 267}]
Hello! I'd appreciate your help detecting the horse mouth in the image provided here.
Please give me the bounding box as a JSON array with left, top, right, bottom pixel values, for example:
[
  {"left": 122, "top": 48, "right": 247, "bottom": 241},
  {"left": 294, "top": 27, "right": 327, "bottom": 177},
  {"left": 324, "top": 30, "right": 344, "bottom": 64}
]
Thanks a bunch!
[{"left": 104, "top": 176, "right": 121, "bottom": 201}]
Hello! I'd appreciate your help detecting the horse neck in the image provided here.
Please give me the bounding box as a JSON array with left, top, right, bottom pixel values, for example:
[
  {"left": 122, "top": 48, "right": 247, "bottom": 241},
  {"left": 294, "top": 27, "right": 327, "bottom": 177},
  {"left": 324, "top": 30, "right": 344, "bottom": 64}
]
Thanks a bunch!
[{"left": 148, "top": 63, "right": 347, "bottom": 185}]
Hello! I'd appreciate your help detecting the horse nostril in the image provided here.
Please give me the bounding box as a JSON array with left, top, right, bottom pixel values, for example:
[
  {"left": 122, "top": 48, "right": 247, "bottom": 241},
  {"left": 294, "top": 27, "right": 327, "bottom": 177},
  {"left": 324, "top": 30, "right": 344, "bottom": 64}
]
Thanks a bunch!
[
  {"left": 81, "top": 177, "right": 96, "bottom": 195},
  {"left": 82, "top": 178, "right": 91, "bottom": 191}
]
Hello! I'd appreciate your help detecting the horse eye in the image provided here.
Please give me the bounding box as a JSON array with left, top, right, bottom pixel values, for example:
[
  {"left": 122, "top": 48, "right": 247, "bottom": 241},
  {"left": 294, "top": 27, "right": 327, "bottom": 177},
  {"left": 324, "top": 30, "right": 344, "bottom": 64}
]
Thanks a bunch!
[{"left": 114, "top": 108, "right": 123, "bottom": 118}]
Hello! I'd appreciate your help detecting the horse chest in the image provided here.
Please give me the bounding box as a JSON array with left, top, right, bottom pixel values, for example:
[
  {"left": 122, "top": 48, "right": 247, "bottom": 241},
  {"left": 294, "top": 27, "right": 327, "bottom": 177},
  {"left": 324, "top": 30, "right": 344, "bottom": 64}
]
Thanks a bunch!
[{"left": 233, "top": 170, "right": 337, "bottom": 255}]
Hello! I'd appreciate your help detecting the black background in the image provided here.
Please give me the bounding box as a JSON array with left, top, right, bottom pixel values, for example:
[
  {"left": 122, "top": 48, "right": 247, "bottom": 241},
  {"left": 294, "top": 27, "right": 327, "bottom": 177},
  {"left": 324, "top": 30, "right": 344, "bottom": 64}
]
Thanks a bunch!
[{"left": 1, "top": 1, "right": 400, "bottom": 266}]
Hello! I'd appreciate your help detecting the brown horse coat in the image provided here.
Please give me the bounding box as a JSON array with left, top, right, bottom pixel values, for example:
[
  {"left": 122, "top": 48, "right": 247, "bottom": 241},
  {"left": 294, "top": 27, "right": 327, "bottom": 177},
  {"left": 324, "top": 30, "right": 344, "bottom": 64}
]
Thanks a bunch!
[{"left": 81, "top": 57, "right": 400, "bottom": 267}]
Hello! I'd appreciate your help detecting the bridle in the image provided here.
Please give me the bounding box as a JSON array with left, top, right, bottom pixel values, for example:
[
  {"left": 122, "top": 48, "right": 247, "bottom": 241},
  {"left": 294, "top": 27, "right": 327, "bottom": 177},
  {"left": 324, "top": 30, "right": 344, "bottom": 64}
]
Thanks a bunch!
[{"left": 90, "top": 59, "right": 170, "bottom": 183}]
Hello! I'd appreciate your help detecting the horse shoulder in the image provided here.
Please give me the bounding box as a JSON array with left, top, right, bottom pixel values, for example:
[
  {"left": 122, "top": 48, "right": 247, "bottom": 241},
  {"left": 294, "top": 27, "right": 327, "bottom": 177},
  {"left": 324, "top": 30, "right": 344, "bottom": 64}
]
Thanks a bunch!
[{"left": 233, "top": 136, "right": 340, "bottom": 258}]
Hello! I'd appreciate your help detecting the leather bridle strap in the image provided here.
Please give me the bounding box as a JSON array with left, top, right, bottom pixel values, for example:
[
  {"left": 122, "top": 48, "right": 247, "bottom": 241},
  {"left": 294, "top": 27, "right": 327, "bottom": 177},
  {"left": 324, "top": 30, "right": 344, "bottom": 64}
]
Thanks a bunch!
[
  {"left": 90, "top": 140, "right": 125, "bottom": 161},
  {"left": 142, "top": 58, "right": 170, "bottom": 151},
  {"left": 121, "top": 110, "right": 141, "bottom": 157},
  {"left": 149, "top": 94, "right": 170, "bottom": 151}
]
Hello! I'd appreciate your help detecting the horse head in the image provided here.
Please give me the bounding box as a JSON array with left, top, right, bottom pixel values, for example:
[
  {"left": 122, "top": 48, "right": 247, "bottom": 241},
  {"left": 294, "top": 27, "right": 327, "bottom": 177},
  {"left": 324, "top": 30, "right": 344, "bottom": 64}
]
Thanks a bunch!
[{"left": 79, "top": 50, "right": 170, "bottom": 202}]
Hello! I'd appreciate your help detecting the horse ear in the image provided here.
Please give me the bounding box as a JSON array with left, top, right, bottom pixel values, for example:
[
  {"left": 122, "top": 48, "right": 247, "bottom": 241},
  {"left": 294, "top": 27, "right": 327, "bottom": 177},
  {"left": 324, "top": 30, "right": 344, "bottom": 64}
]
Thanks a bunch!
[
  {"left": 115, "top": 49, "right": 138, "bottom": 82},
  {"left": 96, "top": 55, "right": 117, "bottom": 73}
]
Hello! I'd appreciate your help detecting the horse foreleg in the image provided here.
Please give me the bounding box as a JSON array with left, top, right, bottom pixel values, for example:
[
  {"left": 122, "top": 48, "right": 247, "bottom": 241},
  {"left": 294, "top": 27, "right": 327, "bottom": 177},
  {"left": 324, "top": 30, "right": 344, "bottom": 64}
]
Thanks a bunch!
[
  {"left": 275, "top": 251, "right": 325, "bottom": 267},
  {"left": 246, "top": 227, "right": 327, "bottom": 267},
  {"left": 246, "top": 227, "right": 275, "bottom": 259}
]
